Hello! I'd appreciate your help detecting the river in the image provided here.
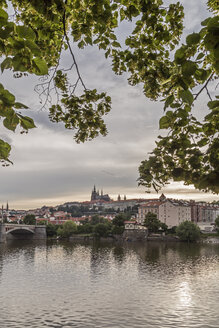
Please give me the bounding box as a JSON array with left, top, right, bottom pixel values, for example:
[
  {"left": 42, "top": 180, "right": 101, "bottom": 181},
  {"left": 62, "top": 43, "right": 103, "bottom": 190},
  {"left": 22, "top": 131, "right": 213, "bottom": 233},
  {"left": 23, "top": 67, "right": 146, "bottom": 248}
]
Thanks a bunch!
[{"left": 0, "top": 240, "right": 218, "bottom": 328}]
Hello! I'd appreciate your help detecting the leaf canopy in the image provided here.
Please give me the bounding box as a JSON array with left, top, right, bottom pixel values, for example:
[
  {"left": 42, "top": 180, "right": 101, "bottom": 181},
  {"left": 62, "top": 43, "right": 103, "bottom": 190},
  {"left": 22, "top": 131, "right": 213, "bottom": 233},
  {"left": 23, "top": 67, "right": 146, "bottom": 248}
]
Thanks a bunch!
[{"left": 0, "top": 0, "right": 218, "bottom": 193}]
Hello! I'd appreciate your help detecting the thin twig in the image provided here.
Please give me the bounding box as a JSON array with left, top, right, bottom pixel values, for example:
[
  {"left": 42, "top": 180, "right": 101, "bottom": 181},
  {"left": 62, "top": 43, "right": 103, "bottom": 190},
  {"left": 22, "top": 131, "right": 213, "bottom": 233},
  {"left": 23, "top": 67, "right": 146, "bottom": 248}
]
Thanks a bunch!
[
  {"left": 194, "top": 73, "right": 214, "bottom": 101},
  {"left": 62, "top": 1, "right": 87, "bottom": 90},
  {"left": 205, "top": 86, "right": 212, "bottom": 101}
]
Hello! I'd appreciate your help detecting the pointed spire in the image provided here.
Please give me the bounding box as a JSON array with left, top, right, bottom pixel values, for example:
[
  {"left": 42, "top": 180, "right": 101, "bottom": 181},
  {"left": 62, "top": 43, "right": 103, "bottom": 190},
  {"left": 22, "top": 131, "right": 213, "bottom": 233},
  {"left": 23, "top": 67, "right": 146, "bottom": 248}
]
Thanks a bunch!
[
  {"left": 124, "top": 195, "right": 126, "bottom": 201},
  {"left": 6, "top": 201, "right": 9, "bottom": 212},
  {"left": 94, "top": 185, "right": 96, "bottom": 192},
  {"left": 117, "top": 194, "right": 121, "bottom": 201},
  {"left": 159, "top": 193, "right": 166, "bottom": 201},
  {"left": 101, "top": 189, "right": 103, "bottom": 196}
]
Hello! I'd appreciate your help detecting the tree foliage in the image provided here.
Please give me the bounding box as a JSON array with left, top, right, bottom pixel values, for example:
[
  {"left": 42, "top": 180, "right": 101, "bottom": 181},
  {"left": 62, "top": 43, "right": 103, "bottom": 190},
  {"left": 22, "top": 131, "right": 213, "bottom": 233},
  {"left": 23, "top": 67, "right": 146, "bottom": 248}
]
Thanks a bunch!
[
  {"left": 0, "top": 0, "right": 218, "bottom": 193},
  {"left": 93, "top": 222, "right": 112, "bottom": 238},
  {"left": 215, "top": 215, "right": 219, "bottom": 230},
  {"left": 176, "top": 221, "right": 201, "bottom": 242},
  {"left": 46, "top": 222, "right": 59, "bottom": 237},
  {"left": 57, "top": 220, "right": 77, "bottom": 238},
  {"left": 112, "top": 213, "right": 130, "bottom": 227},
  {"left": 23, "top": 214, "right": 36, "bottom": 225},
  {"left": 143, "top": 212, "right": 161, "bottom": 233}
]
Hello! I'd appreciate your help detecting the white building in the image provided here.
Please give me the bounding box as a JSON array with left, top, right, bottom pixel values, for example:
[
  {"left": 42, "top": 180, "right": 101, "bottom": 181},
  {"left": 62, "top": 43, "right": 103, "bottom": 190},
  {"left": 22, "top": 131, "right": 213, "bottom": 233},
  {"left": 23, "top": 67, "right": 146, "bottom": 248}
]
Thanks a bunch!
[
  {"left": 159, "top": 199, "right": 191, "bottom": 228},
  {"left": 137, "top": 196, "right": 191, "bottom": 228}
]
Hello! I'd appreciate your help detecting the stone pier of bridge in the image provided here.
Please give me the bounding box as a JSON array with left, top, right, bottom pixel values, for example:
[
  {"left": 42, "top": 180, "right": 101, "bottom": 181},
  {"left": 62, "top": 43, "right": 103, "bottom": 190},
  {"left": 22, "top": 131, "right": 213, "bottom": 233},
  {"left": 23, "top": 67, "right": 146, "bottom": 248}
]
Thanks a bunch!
[{"left": 0, "top": 224, "right": 6, "bottom": 243}]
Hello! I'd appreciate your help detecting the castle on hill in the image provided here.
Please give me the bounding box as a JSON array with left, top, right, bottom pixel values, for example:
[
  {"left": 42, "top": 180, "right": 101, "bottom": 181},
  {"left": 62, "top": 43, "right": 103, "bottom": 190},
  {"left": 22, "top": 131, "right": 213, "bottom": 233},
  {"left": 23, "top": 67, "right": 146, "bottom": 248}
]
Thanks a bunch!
[{"left": 91, "top": 185, "right": 111, "bottom": 202}]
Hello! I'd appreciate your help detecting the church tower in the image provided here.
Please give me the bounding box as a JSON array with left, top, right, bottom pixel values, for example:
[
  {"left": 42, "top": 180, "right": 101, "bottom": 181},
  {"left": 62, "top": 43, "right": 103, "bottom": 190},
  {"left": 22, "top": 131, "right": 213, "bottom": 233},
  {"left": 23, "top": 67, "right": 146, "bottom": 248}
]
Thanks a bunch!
[
  {"left": 117, "top": 194, "right": 121, "bottom": 201},
  {"left": 91, "top": 185, "right": 97, "bottom": 201}
]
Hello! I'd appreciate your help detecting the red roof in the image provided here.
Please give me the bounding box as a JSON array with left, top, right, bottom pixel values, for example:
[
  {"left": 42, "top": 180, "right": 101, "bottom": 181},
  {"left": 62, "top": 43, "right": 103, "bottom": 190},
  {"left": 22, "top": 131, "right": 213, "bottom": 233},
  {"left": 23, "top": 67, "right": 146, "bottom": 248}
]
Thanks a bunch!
[{"left": 140, "top": 201, "right": 162, "bottom": 207}]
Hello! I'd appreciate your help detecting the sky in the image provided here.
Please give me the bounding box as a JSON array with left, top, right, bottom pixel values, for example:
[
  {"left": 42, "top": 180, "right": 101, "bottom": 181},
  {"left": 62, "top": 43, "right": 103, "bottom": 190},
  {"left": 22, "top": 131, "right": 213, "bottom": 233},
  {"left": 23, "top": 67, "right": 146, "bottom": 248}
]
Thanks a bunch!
[{"left": 0, "top": 0, "right": 218, "bottom": 209}]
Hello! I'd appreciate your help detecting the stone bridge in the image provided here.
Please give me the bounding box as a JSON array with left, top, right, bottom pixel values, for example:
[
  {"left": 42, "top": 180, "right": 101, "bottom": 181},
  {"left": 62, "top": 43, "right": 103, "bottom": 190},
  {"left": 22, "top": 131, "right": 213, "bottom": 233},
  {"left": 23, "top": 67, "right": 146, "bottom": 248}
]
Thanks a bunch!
[{"left": 0, "top": 224, "right": 46, "bottom": 242}]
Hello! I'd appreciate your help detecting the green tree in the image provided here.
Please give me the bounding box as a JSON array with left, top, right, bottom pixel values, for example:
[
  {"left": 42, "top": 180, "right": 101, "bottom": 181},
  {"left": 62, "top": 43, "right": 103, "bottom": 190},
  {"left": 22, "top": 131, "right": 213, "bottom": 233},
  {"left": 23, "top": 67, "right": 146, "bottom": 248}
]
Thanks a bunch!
[
  {"left": 46, "top": 222, "right": 58, "bottom": 237},
  {"left": 57, "top": 220, "right": 77, "bottom": 238},
  {"left": 90, "top": 215, "right": 107, "bottom": 225},
  {"left": 143, "top": 212, "right": 161, "bottom": 233},
  {"left": 111, "top": 225, "right": 124, "bottom": 235},
  {"left": 38, "top": 220, "right": 47, "bottom": 225},
  {"left": 94, "top": 223, "right": 111, "bottom": 238},
  {"left": 215, "top": 216, "right": 219, "bottom": 231},
  {"left": 23, "top": 214, "right": 36, "bottom": 225},
  {"left": 112, "top": 213, "right": 130, "bottom": 227},
  {"left": 0, "top": 1, "right": 218, "bottom": 193},
  {"left": 77, "top": 223, "right": 93, "bottom": 234},
  {"left": 176, "top": 221, "right": 201, "bottom": 242},
  {"left": 160, "top": 222, "right": 168, "bottom": 232}
]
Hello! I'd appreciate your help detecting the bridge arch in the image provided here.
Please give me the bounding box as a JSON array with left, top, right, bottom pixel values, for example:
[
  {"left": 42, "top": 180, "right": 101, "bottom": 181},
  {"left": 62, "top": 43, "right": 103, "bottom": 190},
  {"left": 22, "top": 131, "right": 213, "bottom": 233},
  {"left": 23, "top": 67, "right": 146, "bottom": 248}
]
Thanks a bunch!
[{"left": 6, "top": 227, "right": 34, "bottom": 235}]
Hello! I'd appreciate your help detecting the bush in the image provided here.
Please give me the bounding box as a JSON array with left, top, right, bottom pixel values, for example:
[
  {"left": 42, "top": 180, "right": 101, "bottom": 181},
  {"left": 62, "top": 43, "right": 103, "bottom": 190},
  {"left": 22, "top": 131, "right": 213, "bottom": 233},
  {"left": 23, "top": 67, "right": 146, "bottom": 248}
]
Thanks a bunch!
[
  {"left": 57, "top": 221, "right": 77, "bottom": 238},
  {"left": 176, "top": 221, "right": 201, "bottom": 242}
]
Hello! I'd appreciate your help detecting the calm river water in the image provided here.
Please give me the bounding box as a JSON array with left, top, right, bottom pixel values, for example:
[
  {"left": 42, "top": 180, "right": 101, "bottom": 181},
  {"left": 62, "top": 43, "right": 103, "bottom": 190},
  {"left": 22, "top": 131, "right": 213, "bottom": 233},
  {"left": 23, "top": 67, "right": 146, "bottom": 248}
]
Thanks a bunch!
[{"left": 0, "top": 240, "right": 219, "bottom": 328}]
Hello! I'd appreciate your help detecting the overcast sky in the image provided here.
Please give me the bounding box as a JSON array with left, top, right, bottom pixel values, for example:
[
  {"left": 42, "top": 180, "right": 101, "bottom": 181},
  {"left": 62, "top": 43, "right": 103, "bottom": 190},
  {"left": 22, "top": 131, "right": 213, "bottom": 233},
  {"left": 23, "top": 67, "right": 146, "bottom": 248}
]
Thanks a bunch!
[{"left": 0, "top": 1, "right": 218, "bottom": 209}]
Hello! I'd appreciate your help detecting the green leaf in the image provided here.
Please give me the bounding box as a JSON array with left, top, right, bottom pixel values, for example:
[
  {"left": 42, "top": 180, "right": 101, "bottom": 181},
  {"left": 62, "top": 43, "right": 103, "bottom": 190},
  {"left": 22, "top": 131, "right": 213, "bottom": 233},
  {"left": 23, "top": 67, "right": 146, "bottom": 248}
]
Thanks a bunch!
[
  {"left": 14, "top": 102, "right": 29, "bottom": 109},
  {"left": 196, "top": 53, "right": 205, "bottom": 60},
  {"left": 194, "top": 69, "right": 208, "bottom": 82},
  {"left": 164, "top": 95, "right": 174, "bottom": 110},
  {"left": 25, "top": 40, "right": 41, "bottom": 56},
  {"left": 3, "top": 110, "right": 19, "bottom": 131},
  {"left": 208, "top": 100, "right": 219, "bottom": 109},
  {"left": 20, "top": 116, "right": 36, "bottom": 130},
  {"left": 16, "top": 25, "right": 36, "bottom": 40},
  {"left": 12, "top": 55, "right": 27, "bottom": 72},
  {"left": 159, "top": 116, "right": 170, "bottom": 129},
  {"left": 179, "top": 90, "right": 193, "bottom": 105},
  {"left": 1, "top": 57, "right": 12, "bottom": 72},
  {"left": 0, "top": 89, "right": 15, "bottom": 106},
  {"left": 174, "top": 47, "right": 186, "bottom": 63},
  {"left": 112, "top": 41, "right": 121, "bottom": 48},
  {"left": 201, "top": 17, "right": 211, "bottom": 26},
  {"left": 0, "top": 8, "right": 8, "bottom": 22},
  {"left": 33, "top": 58, "right": 48, "bottom": 75},
  {"left": 0, "top": 83, "right": 4, "bottom": 93},
  {"left": 182, "top": 61, "right": 197, "bottom": 76},
  {"left": 186, "top": 33, "right": 200, "bottom": 46},
  {"left": 0, "top": 139, "right": 11, "bottom": 161}
]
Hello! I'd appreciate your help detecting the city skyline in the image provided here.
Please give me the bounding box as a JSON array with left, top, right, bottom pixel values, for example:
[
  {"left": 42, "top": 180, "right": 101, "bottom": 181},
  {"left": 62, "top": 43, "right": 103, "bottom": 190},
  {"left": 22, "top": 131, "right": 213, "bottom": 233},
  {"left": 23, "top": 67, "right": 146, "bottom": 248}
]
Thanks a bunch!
[{"left": 2, "top": 182, "right": 219, "bottom": 210}]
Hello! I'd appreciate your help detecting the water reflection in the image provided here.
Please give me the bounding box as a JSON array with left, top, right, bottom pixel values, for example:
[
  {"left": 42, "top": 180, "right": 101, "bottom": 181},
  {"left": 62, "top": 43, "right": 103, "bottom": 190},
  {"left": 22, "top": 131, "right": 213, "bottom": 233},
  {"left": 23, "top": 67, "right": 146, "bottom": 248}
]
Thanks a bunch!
[{"left": 0, "top": 240, "right": 218, "bottom": 328}]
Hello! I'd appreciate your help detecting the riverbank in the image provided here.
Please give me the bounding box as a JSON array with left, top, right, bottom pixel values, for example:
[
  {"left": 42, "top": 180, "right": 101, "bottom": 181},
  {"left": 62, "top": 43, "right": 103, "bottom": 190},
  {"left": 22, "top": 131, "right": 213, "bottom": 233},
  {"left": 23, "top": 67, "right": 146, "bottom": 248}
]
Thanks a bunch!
[{"left": 68, "top": 233, "right": 219, "bottom": 244}]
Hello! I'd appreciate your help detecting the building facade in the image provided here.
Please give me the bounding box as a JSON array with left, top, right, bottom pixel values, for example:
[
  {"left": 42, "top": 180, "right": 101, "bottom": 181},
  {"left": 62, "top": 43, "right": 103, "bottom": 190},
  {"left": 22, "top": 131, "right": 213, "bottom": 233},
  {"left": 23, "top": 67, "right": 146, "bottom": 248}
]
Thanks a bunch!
[{"left": 137, "top": 196, "right": 191, "bottom": 228}]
